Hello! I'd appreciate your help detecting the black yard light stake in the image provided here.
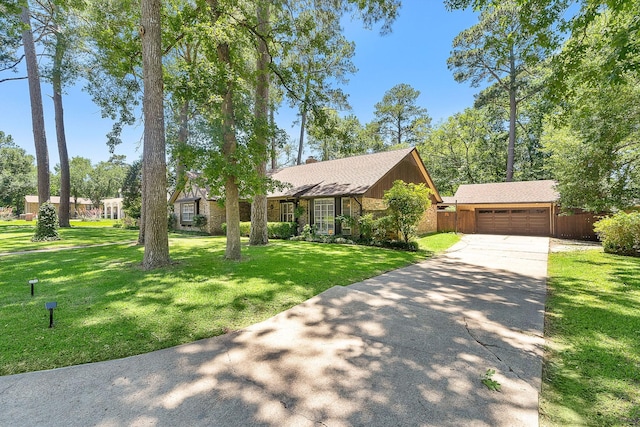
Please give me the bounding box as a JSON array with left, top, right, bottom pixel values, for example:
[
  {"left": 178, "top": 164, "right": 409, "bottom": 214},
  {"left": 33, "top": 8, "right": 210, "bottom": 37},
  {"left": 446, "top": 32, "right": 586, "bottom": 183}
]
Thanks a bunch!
[
  {"left": 29, "top": 279, "right": 38, "bottom": 296},
  {"left": 45, "top": 302, "right": 57, "bottom": 328}
]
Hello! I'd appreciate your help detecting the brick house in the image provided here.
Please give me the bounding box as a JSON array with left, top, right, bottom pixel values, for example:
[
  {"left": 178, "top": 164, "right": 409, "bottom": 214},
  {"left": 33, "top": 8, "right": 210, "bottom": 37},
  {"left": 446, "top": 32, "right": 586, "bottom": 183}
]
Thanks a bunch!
[{"left": 171, "top": 147, "right": 442, "bottom": 236}]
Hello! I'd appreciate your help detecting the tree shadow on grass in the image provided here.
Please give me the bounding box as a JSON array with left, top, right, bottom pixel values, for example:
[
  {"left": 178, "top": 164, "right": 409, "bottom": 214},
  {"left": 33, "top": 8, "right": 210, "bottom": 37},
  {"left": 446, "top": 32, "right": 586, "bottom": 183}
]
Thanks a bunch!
[
  {"left": 542, "top": 253, "right": 640, "bottom": 425},
  {"left": 1, "top": 245, "right": 547, "bottom": 426}
]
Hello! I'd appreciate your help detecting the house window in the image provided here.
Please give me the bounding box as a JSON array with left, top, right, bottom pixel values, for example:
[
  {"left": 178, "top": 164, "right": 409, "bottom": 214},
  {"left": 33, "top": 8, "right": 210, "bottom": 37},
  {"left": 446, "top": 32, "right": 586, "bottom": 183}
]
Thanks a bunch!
[
  {"left": 281, "top": 202, "right": 294, "bottom": 222},
  {"left": 341, "top": 197, "right": 352, "bottom": 235},
  {"left": 314, "top": 198, "right": 335, "bottom": 235},
  {"left": 181, "top": 202, "right": 195, "bottom": 223}
]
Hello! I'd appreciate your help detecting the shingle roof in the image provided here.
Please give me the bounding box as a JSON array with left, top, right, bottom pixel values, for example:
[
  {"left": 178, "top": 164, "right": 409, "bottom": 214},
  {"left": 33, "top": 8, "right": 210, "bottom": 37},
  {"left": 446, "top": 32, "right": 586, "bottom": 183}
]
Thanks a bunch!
[
  {"left": 451, "top": 180, "right": 559, "bottom": 204},
  {"left": 268, "top": 148, "right": 417, "bottom": 198}
]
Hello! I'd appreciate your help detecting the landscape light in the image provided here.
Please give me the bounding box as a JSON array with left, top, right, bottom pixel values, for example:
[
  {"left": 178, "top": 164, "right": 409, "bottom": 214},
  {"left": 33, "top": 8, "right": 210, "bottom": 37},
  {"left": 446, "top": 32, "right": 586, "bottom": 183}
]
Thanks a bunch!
[
  {"left": 45, "top": 302, "right": 57, "bottom": 328},
  {"left": 29, "top": 279, "right": 38, "bottom": 296}
]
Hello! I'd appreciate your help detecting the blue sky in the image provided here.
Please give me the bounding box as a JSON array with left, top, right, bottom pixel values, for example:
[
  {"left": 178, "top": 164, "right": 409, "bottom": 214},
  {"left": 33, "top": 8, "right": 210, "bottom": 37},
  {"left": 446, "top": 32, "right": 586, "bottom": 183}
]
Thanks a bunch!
[{"left": 0, "top": 2, "right": 479, "bottom": 167}]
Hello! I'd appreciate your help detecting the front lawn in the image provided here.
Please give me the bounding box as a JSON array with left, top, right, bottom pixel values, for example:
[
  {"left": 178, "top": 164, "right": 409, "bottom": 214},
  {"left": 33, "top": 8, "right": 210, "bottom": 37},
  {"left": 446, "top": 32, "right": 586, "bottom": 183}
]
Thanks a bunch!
[
  {"left": 0, "top": 232, "right": 458, "bottom": 375},
  {"left": 0, "top": 222, "right": 138, "bottom": 253},
  {"left": 541, "top": 250, "right": 640, "bottom": 426}
]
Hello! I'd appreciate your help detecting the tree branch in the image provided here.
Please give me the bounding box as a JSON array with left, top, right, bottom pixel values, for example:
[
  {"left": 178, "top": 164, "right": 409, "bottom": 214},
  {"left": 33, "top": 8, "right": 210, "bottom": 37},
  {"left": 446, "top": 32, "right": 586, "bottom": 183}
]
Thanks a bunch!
[{"left": 0, "top": 76, "right": 28, "bottom": 83}]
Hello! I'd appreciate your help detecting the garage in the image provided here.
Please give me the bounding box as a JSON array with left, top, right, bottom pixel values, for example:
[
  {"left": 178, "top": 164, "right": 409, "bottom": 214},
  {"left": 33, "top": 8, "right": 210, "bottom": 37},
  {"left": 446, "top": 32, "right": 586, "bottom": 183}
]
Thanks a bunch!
[{"left": 477, "top": 208, "right": 550, "bottom": 236}]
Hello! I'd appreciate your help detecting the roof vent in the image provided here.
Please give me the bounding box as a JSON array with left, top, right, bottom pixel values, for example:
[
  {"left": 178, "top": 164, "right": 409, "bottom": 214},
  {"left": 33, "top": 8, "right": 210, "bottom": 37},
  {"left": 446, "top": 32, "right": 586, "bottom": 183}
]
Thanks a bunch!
[{"left": 305, "top": 156, "right": 318, "bottom": 164}]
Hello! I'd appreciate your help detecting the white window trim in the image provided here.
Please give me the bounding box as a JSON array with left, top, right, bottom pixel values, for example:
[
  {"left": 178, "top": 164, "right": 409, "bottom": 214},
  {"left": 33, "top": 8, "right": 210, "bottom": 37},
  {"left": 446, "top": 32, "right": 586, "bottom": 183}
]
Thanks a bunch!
[
  {"left": 181, "top": 202, "right": 195, "bottom": 223},
  {"left": 280, "top": 202, "right": 294, "bottom": 222},
  {"left": 314, "top": 198, "right": 335, "bottom": 235}
]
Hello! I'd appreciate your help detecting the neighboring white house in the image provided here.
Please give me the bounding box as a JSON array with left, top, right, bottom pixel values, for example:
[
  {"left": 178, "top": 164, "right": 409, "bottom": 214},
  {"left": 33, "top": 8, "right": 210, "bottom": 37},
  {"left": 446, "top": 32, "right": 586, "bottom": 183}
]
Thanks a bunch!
[
  {"left": 24, "top": 195, "right": 94, "bottom": 218},
  {"left": 102, "top": 198, "right": 124, "bottom": 219}
]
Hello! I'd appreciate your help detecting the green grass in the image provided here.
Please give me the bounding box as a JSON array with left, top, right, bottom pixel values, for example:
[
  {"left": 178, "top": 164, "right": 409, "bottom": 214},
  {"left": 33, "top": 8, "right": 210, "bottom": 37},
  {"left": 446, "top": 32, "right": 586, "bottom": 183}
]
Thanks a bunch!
[
  {"left": 541, "top": 250, "right": 640, "bottom": 427},
  {"left": 417, "top": 232, "right": 460, "bottom": 253},
  {"left": 0, "top": 232, "right": 458, "bottom": 375},
  {"left": 0, "top": 223, "right": 138, "bottom": 253}
]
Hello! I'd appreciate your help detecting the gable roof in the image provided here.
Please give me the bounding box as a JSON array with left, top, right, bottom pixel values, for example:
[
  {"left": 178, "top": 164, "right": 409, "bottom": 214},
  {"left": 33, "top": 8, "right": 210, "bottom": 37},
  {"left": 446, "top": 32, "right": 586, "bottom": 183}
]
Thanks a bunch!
[
  {"left": 269, "top": 147, "right": 441, "bottom": 201},
  {"left": 451, "top": 180, "right": 559, "bottom": 204},
  {"left": 169, "top": 172, "right": 219, "bottom": 204}
]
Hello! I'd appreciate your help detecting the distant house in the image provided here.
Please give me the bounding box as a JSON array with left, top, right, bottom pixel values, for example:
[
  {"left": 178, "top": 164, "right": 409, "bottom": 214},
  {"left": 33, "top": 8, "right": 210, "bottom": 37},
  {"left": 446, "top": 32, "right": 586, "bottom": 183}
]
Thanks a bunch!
[
  {"left": 24, "top": 195, "right": 94, "bottom": 218},
  {"left": 102, "top": 198, "right": 125, "bottom": 220},
  {"left": 437, "top": 180, "right": 599, "bottom": 240},
  {"left": 171, "top": 147, "right": 442, "bottom": 236},
  {"left": 169, "top": 172, "right": 251, "bottom": 235}
]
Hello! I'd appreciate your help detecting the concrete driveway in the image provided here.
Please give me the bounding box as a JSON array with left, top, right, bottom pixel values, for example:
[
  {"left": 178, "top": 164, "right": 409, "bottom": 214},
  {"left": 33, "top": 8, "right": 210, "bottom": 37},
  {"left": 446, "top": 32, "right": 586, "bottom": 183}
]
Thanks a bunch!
[{"left": 0, "top": 234, "right": 549, "bottom": 426}]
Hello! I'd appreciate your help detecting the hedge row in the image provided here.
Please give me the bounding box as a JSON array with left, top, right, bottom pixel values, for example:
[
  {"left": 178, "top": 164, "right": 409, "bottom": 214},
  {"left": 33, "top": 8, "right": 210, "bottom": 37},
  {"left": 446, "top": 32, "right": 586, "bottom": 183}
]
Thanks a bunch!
[{"left": 221, "top": 222, "right": 297, "bottom": 239}]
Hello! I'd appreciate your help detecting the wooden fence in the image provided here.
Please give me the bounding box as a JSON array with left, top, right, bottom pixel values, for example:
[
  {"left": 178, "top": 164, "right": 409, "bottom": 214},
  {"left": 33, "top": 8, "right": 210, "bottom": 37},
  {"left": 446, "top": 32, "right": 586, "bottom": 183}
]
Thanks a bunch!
[
  {"left": 437, "top": 210, "right": 475, "bottom": 234},
  {"left": 554, "top": 210, "right": 601, "bottom": 241}
]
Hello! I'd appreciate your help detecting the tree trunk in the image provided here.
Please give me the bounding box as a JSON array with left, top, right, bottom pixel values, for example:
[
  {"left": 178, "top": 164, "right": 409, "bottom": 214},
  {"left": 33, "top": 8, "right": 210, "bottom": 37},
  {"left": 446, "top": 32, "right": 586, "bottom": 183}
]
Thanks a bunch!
[
  {"left": 270, "top": 101, "right": 276, "bottom": 170},
  {"left": 297, "top": 104, "right": 307, "bottom": 165},
  {"left": 220, "top": 74, "right": 241, "bottom": 260},
  {"left": 175, "top": 100, "right": 189, "bottom": 194},
  {"left": 53, "top": 30, "right": 70, "bottom": 227},
  {"left": 250, "top": 2, "right": 270, "bottom": 246},
  {"left": 141, "top": 0, "right": 170, "bottom": 269},
  {"left": 138, "top": 162, "right": 146, "bottom": 245},
  {"left": 506, "top": 46, "right": 516, "bottom": 182},
  {"left": 208, "top": 0, "right": 241, "bottom": 260},
  {"left": 21, "top": 6, "right": 49, "bottom": 206}
]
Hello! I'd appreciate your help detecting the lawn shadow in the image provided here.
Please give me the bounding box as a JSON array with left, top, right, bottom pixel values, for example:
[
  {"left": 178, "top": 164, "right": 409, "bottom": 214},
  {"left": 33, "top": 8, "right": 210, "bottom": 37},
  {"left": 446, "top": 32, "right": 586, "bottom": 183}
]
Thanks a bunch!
[
  {"left": 542, "top": 253, "right": 640, "bottom": 425},
  {"left": 0, "top": 250, "right": 546, "bottom": 426}
]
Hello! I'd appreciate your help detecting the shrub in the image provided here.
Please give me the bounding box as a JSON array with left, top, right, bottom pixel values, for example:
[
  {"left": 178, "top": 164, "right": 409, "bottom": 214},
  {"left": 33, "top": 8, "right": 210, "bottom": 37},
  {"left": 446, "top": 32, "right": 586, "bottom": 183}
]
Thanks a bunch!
[
  {"left": 300, "top": 224, "right": 317, "bottom": 240},
  {"left": 222, "top": 221, "right": 297, "bottom": 239},
  {"left": 114, "top": 216, "right": 138, "bottom": 229},
  {"left": 32, "top": 203, "right": 60, "bottom": 242},
  {"left": 357, "top": 214, "right": 375, "bottom": 241},
  {"left": 372, "top": 215, "right": 397, "bottom": 241},
  {"left": 168, "top": 214, "right": 177, "bottom": 231},
  {"left": 594, "top": 212, "right": 640, "bottom": 256},
  {"left": 383, "top": 180, "right": 433, "bottom": 243},
  {"left": 267, "top": 222, "right": 297, "bottom": 239},
  {"left": 221, "top": 222, "right": 252, "bottom": 236},
  {"left": 193, "top": 214, "right": 208, "bottom": 232}
]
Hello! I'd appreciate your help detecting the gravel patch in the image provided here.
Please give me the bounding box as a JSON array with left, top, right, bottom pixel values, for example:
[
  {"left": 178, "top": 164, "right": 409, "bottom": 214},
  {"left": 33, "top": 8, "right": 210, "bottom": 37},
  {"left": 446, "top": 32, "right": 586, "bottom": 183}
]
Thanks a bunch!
[{"left": 550, "top": 238, "right": 602, "bottom": 253}]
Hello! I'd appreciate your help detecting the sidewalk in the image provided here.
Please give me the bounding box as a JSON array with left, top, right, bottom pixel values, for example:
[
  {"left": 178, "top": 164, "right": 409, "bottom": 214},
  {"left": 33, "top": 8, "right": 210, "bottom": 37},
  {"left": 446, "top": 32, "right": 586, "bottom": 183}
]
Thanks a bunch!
[{"left": 0, "top": 234, "right": 549, "bottom": 426}]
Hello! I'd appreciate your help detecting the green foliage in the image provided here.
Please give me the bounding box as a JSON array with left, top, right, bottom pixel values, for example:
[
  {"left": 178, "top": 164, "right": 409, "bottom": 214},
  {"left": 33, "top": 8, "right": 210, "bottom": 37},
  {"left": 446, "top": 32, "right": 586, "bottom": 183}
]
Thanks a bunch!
[
  {"left": 357, "top": 213, "right": 375, "bottom": 241},
  {"left": 308, "top": 113, "right": 374, "bottom": 160},
  {"left": 481, "top": 369, "right": 502, "bottom": 392},
  {"left": 87, "top": 156, "right": 129, "bottom": 207},
  {"left": 593, "top": 212, "right": 640, "bottom": 257},
  {"left": 113, "top": 217, "right": 137, "bottom": 229},
  {"left": 541, "top": 19, "right": 640, "bottom": 212},
  {"left": 31, "top": 203, "right": 60, "bottom": 242},
  {"left": 192, "top": 214, "right": 208, "bottom": 231},
  {"left": 67, "top": 156, "right": 93, "bottom": 202},
  {"left": 383, "top": 180, "right": 433, "bottom": 243},
  {"left": 0, "top": 143, "right": 37, "bottom": 214},
  {"left": 168, "top": 213, "right": 177, "bottom": 231},
  {"left": 267, "top": 222, "right": 297, "bottom": 239},
  {"left": 419, "top": 107, "right": 510, "bottom": 195},
  {"left": 122, "top": 160, "right": 142, "bottom": 219},
  {"left": 222, "top": 222, "right": 296, "bottom": 240},
  {"left": 300, "top": 224, "right": 317, "bottom": 240},
  {"left": 373, "top": 83, "right": 431, "bottom": 149}
]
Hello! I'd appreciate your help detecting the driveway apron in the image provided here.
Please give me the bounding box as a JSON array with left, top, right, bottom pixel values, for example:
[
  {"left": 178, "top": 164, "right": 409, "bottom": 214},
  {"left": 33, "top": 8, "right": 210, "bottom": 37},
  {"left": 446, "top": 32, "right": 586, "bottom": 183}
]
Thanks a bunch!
[{"left": 0, "top": 234, "right": 549, "bottom": 427}]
